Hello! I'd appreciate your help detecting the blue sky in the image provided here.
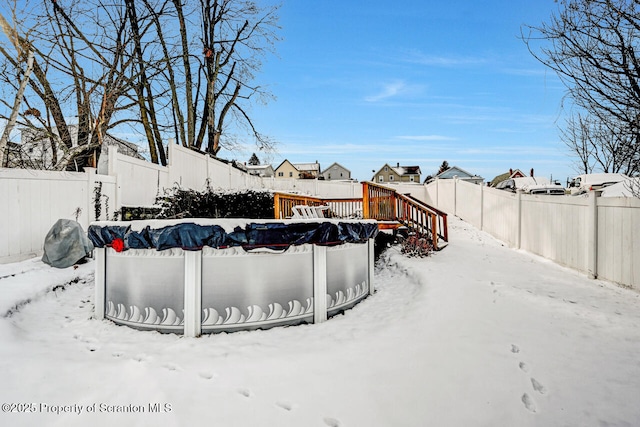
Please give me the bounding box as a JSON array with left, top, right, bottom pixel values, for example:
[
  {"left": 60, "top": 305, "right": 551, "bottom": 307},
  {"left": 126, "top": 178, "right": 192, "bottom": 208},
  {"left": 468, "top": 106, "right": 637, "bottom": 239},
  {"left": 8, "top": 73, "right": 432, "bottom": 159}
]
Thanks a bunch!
[{"left": 220, "top": 0, "right": 574, "bottom": 183}]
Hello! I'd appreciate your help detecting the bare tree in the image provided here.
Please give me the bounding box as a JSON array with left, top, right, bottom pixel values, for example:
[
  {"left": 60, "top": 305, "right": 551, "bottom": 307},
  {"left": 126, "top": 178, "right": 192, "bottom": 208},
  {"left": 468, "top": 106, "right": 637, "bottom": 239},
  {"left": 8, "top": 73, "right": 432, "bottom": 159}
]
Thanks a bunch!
[
  {"left": 0, "top": 1, "right": 134, "bottom": 170},
  {"left": 0, "top": 9, "right": 34, "bottom": 167},
  {"left": 0, "top": 0, "right": 280, "bottom": 170},
  {"left": 169, "top": 0, "right": 280, "bottom": 155},
  {"left": 524, "top": 0, "right": 640, "bottom": 177}
]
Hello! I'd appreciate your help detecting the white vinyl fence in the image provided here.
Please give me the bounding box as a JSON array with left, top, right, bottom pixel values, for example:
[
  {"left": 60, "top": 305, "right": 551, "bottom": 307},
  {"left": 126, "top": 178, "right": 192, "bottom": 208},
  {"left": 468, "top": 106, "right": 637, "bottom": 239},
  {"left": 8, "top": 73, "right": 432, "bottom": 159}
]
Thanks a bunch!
[
  {"left": 0, "top": 168, "right": 115, "bottom": 262},
  {"left": 425, "top": 178, "right": 640, "bottom": 290},
  {"left": 1, "top": 143, "right": 361, "bottom": 263}
]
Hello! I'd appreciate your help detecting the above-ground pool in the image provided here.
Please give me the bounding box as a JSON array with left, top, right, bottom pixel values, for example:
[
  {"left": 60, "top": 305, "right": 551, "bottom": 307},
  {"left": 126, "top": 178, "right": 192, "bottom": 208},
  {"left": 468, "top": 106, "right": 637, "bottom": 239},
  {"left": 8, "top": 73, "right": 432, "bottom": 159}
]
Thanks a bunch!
[{"left": 89, "top": 219, "right": 378, "bottom": 336}]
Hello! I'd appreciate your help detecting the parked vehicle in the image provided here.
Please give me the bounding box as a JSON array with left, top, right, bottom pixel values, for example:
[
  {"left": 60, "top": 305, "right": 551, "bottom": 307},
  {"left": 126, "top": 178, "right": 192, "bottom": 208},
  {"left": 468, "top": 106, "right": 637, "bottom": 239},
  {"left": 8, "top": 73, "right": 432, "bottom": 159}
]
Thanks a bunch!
[
  {"left": 496, "top": 177, "right": 565, "bottom": 195},
  {"left": 567, "top": 173, "right": 628, "bottom": 195}
]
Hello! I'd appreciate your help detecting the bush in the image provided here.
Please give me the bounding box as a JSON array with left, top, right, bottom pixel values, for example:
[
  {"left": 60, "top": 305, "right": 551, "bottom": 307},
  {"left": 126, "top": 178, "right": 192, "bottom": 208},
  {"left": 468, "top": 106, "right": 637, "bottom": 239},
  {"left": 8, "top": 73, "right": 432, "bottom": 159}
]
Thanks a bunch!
[
  {"left": 400, "top": 232, "right": 434, "bottom": 257},
  {"left": 154, "top": 183, "right": 274, "bottom": 219}
]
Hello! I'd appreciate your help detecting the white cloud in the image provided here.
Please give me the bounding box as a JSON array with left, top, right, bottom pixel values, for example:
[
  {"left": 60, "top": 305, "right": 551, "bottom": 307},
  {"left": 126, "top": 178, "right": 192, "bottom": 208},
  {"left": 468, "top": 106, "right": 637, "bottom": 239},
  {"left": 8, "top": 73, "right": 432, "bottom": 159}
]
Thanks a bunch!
[{"left": 364, "top": 81, "right": 407, "bottom": 102}]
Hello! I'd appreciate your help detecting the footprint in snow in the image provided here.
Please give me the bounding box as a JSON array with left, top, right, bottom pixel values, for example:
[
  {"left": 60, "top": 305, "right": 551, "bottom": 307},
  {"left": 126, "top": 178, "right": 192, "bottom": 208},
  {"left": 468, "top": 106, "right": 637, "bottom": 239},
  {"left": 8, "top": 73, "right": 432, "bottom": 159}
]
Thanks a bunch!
[
  {"left": 531, "top": 378, "right": 547, "bottom": 395},
  {"left": 132, "top": 354, "right": 147, "bottom": 362},
  {"left": 237, "top": 388, "right": 251, "bottom": 398},
  {"left": 519, "top": 362, "right": 530, "bottom": 373},
  {"left": 511, "top": 344, "right": 520, "bottom": 354},
  {"left": 112, "top": 351, "right": 124, "bottom": 358},
  {"left": 323, "top": 417, "right": 342, "bottom": 427},
  {"left": 163, "top": 363, "right": 180, "bottom": 371},
  {"left": 276, "top": 401, "right": 293, "bottom": 411},
  {"left": 521, "top": 393, "right": 537, "bottom": 413},
  {"left": 198, "top": 372, "right": 217, "bottom": 380}
]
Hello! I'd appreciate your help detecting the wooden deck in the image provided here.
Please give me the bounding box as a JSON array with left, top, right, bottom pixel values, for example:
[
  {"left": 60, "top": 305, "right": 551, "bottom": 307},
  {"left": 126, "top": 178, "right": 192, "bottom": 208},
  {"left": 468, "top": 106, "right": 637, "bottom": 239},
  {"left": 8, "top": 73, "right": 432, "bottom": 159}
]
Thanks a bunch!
[{"left": 274, "top": 182, "right": 448, "bottom": 250}]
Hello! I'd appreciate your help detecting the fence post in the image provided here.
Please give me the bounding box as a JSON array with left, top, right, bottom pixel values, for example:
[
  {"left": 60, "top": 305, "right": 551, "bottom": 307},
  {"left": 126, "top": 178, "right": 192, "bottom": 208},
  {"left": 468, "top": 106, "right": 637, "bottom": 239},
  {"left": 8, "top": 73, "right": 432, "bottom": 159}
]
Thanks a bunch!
[
  {"left": 107, "top": 146, "right": 121, "bottom": 214},
  {"left": 184, "top": 250, "right": 202, "bottom": 337},
  {"left": 453, "top": 177, "right": 458, "bottom": 216},
  {"left": 362, "top": 182, "right": 370, "bottom": 219},
  {"left": 368, "top": 239, "right": 375, "bottom": 295},
  {"left": 516, "top": 192, "right": 522, "bottom": 249},
  {"left": 313, "top": 245, "right": 327, "bottom": 323},
  {"left": 588, "top": 191, "right": 598, "bottom": 279},
  {"left": 94, "top": 248, "right": 106, "bottom": 320},
  {"left": 479, "top": 184, "right": 484, "bottom": 231}
]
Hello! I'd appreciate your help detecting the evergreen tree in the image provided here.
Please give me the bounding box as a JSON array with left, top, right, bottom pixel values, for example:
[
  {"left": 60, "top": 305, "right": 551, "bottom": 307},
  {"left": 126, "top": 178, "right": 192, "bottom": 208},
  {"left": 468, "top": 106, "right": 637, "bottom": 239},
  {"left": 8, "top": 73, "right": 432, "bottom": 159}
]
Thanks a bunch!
[
  {"left": 438, "top": 160, "right": 449, "bottom": 175},
  {"left": 248, "top": 152, "right": 260, "bottom": 165}
]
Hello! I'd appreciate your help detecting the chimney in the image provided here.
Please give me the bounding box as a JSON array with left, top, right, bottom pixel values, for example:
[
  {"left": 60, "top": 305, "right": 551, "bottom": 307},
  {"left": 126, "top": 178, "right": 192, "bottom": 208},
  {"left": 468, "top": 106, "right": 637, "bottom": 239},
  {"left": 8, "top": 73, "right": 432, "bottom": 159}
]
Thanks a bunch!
[
  {"left": 530, "top": 168, "right": 534, "bottom": 177},
  {"left": 396, "top": 162, "right": 400, "bottom": 168},
  {"left": 509, "top": 168, "right": 513, "bottom": 176}
]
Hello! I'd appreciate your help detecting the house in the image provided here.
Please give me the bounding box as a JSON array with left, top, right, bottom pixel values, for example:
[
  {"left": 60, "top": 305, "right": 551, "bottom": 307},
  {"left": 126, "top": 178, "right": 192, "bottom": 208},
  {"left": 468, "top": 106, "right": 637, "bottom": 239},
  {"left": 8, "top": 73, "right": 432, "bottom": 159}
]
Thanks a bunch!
[
  {"left": 294, "top": 161, "right": 321, "bottom": 179},
  {"left": 274, "top": 159, "right": 298, "bottom": 178},
  {"left": 246, "top": 164, "right": 274, "bottom": 177},
  {"left": 372, "top": 163, "right": 421, "bottom": 183},
  {"left": 4, "top": 125, "right": 143, "bottom": 171},
  {"left": 321, "top": 162, "right": 351, "bottom": 180},
  {"left": 274, "top": 160, "right": 321, "bottom": 179},
  {"left": 425, "top": 165, "right": 484, "bottom": 185},
  {"left": 490, "top": 168, "right": 527, "bottom": 187}
]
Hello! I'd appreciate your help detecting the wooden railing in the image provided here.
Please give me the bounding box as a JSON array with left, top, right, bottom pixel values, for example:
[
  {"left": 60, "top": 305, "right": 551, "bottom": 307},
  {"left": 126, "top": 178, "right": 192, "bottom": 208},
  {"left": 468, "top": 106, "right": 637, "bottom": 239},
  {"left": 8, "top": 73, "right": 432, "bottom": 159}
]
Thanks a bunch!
[
  {"left": 363, "top": 182, "right": 448, "bottom": 250},
  {"left": 274, "top": 182, "right": 448, "bottom": 250},
  {"left": 273, "top": 193, "right": 363, "bottom": 219}
]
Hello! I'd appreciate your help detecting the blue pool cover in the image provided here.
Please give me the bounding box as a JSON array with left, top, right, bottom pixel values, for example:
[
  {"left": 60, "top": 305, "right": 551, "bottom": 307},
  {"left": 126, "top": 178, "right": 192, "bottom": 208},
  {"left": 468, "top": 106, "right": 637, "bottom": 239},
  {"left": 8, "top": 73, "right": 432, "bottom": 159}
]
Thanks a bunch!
[{"left": 88, "top": 221, "right": 379, "bottom": 252}]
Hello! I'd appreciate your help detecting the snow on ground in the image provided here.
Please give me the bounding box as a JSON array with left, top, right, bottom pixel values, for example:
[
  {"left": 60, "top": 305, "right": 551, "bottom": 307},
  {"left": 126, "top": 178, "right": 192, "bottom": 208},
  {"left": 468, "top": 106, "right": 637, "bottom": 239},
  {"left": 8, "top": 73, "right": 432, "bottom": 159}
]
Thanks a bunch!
[{"left": 1, "top": 217, "right": 639, "bottom": 427}]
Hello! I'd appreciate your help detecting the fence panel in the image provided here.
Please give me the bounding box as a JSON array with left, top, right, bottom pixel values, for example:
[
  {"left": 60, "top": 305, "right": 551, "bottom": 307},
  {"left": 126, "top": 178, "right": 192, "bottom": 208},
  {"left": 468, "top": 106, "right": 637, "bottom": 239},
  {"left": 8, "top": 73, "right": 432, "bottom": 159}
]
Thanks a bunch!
[
  {"left": 520, "top": 195, "right": 589, "bottom": 273},
  {"left": 455, "top": 180, "right": 483, "bottom": 228},
  {"left": 113, "top": 154, "right": 168, "bottom": 207},
  {"left": 0, "top": 169, "right": 92, "bottom": 262},
  {"left": 481, "top": 188, "right": 519, "bottom": 247},
  {"left": 597, "top": 197, "right": 640, "bottom": 288}
]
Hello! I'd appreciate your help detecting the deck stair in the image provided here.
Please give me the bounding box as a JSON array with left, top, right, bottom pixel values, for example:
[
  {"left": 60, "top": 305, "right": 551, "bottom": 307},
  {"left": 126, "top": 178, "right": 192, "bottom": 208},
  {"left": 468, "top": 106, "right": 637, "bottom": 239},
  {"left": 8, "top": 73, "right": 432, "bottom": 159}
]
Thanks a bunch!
[{"left": 274, "top": 182, "right": 448, "bottom": 250}]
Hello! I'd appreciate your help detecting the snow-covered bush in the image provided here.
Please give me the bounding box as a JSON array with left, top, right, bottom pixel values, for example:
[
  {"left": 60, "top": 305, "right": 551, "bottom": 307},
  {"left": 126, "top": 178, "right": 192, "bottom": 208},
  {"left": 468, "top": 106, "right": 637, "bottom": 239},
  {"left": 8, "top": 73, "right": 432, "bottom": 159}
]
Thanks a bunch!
[{"left": 154, "top": 183, "right": 274, "bottom": 219}]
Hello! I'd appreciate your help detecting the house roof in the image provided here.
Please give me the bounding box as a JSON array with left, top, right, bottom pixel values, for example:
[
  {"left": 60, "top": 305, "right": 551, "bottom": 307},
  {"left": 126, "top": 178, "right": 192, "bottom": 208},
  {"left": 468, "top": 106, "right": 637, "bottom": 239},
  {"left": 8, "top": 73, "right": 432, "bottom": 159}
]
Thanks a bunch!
[
  {"left": 394, "top": 165, "right": 421, "bottom": 175},
  {"left": 321, "top": 162, "right": 351, "bottom": 174},
  {"left": 274, "top": 159, "right": 297, "bottom": 171},
  {"left": 436, "top": 166, "right": 477, "bottom": 179},
  {"left": 293, "top": 162, "right": 320, "bottom": 172},
  {"left": 371, "top": 163, "right": 422, "bottom": 180},
  {"left": 490, "top": 169, "right": 526, "bottom": 187},
  {"left": 246, "top": 164, "right": 273, "bottom": 171}
]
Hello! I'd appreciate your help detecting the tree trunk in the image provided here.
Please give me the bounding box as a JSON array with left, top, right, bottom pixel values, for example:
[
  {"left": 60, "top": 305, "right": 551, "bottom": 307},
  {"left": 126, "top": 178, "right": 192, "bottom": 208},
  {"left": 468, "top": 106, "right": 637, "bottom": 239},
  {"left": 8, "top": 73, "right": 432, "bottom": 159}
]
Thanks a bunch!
[{"left": 0, "top": 50, "right": 34, "bottom": 167}]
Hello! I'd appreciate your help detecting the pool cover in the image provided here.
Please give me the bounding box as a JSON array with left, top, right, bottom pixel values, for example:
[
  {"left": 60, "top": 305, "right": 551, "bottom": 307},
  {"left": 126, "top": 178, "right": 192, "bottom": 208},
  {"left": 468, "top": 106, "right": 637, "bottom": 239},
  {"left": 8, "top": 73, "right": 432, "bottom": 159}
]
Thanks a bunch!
[{"left": 88, "top": 221, "right": 378, "bottom": 252}]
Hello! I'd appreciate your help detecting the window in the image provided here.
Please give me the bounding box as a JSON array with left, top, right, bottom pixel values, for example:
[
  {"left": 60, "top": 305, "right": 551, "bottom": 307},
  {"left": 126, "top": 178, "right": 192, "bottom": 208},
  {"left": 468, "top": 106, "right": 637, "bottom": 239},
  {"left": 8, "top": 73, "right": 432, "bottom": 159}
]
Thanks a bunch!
[
  {"left": 379, "top": 175, "right": 384, "bottom": 182},
  {"left": 278, "top": 172, "right": 283, "bottom": 177},
  {"left": 410, "top": 176, "right": 414, "bottom": 182},
  {"left": 389, "top": 175, "right": 394, "bottom": 181},
  {"left": 328, "top": 174, "right": 331, "bottom": 179},
  {"left": 384, "top": 166, "right": 388, "bottom": 172},
  {"left": 289, "top": 171, "right": 293, "bottom": 177}
]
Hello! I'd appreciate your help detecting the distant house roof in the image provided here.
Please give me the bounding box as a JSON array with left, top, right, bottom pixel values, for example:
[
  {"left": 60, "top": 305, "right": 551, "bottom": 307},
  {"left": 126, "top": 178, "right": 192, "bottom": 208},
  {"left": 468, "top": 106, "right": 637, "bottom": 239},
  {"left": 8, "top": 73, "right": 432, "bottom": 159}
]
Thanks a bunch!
[
  {"left": 321, "top": 162, "right": 351, "bottom": 175},
  {"left": 245, "top": 164, "right": 274, "bottom": 176},
  {"left": 426, "top": 166, "right": 484, "bottom": 184},
  {"left": 490, "top": 169, "right": 526, "bottom": 187},
  {"left": 293, "top": 162, "right": 320, "bottom": 173},
  {"left": 392, "top": 165, "right": 421, "bottom": 176}
]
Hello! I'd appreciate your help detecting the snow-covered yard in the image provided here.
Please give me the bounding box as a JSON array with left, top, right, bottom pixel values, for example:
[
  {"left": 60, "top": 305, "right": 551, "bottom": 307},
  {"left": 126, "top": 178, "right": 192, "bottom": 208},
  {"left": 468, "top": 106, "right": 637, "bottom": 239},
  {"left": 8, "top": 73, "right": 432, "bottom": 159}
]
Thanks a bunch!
[{"left": 1, "top": 217, "right": 639, "bottom": 427}]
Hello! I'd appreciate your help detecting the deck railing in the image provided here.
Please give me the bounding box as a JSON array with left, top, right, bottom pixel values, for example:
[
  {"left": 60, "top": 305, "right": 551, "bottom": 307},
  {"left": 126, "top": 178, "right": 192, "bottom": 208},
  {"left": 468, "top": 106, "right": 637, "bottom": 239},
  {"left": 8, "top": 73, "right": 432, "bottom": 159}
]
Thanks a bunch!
[
  {"left": 363, "top": 182, "right": 448, "bottom": 250},
  {"left": 274, "top": 192, "right": 363, "bottom": 219},
  {"left": 274, "top": 182, "right": 448, "bottom": 250}
]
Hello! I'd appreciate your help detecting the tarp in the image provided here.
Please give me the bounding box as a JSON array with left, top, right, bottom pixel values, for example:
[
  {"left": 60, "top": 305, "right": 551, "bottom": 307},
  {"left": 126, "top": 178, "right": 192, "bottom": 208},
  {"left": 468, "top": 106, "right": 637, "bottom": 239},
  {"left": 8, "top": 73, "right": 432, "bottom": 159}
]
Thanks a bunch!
[
  {"left": 88, "top": 221, "right": 378, "bottom": 252},
  {"left": 42, "top": 219, "right": 94, "bottom": 268}
]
